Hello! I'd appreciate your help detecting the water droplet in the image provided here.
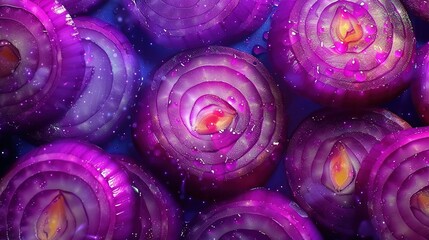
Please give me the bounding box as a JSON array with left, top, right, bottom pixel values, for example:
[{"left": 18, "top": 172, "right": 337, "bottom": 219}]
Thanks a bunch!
[
  {"left": 376, "top": 52, "right": 388, "bottom": 63},
  {"left": 395, "top": 49, "right": 403, "bottom": 58},
  {"left": 263, "top": 31, "right": 269, "bottom": 41},
  {"left": 252, "top": 44, "right": 267, "bottom": 56}
]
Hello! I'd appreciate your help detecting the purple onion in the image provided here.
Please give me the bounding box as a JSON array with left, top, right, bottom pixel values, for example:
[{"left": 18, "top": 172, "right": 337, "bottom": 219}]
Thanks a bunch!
[
  {"left": 285, "top": 109, "right": 410, "bottom": 236},
  {"left": 133, "top": 46, "right": 285, "bottom": 198},
  {"left": 412, "top": 43, "right": 429, "bottom": 124},
  {"left": 31, "top": 17, "right": 140, "bottom": 144},
  {"left": 0, "top": 140, "right": 136, "bottom": 239},
  {"left": 59, "top": 0, "right": 107, "bottom": 15},
  {"left": 268, "top": 0, "right": 415, "bottom": 107},
  {"left": 124, "top": 0, "right": 273, "bottom": 49},
  {"left": 0, "top": 0, "right": 85, "bottom": 132},
  {"left": 401, "top": 0, "right": 429, "bottom": 22},
  {"left": 113, "top": 155, "right": 182, "bottom": 240},
  {"left": 356, "top": 127, "right": 429, "bottom": 239},
  {"left": 186, "top": 188, "right": 323, "bottom": 239}
]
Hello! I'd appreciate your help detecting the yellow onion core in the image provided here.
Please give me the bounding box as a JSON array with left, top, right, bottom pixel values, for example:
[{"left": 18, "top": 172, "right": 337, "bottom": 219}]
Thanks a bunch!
[
  {"left": 36, "top": 193, "right": 71, "bottom": 240},
  {"left": 332, "top": 9, "right": 363, "bottom": 45},
  {"left": 194, "top": 107, "right": 236, "bottom": 135},
  {"left": 329, "top": 143, "right": 355, "bottom": 192},
  {"left": 0, "top": 40, "right": 20, "bottom": 78},
  {"left": 412, "top": 189, "right": 429, "bottom": 216}
]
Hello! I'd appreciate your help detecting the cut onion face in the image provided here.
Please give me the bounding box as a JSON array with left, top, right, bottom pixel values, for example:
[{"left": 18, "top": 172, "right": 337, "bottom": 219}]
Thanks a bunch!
[
  {"left": 124, "top": 0, "right": 273, "bottom": 49},
  {"left": 0, "top": 0, "right": 85, "bottom": 132},
  {"left": 268, "top": 0, "right": 415, "bottom": 107},
  {"left": 401, "top": 0, "right": 429, "bottom": 22},
  {"left": 285, "top": 109, "right": 410, "bottom": 236},
  {"left": 0, "top": 140, "right": 136, "bottom": 240},
  {"left": 186, "top": 188, "right": 323, "bottom": 239},
  {"left": 356, "top": 127, "right": 429, "bottom": 239},
  {"left": 412, "top": 43, "right": 429, "bottom": 124},
  {"left": 31, "top": 17, "right": 140, "bottom": 145},
  {"left": 113, "top": 155, "right": 182, "bottom": 240},
  {"left": 59, "top": 0, "right": 107, "bottom": 15},
  {"left": 133, "top": 46, "right": 286, "bottom": 198}
]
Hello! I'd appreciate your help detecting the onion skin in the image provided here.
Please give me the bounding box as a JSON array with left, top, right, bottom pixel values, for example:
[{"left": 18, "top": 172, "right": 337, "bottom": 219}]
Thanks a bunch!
[
  {"left": 285, "top": 109, "right": 410, "bottom": 236},
  {"left": 133, "top": 46, "right": 286, "bottom": 198},
  {"left": 355, "top": 127, "right": 429, "bottom": 239},
  {"left": 31, "top": 17, "right": 140, "bottom": 145},
  {"left": 268, "top": 0, "right": 415, "bottom": 107},
  {"left": 412, "top": 43, "right": 429, "bottom": 124},
  {"left": 0, "top": 140, "right": 136, "bottom": 240},
  {"left": 0, "top": 0, "right": 85, "bottom": 132},
  {"left": 401, "top": 0, "right": 429, "bottom": 22},
  {"left": 113, "top": 155, "right": 182, "bottom": 240},
  {"left": 124, "top": 0, "right": 273, "bottom": 49},
  {"left": 59, "top": 0, "right": 107, "bottom": 15},
  {"left": 186, "top": 188, "right": 323, "bottom": 240}
]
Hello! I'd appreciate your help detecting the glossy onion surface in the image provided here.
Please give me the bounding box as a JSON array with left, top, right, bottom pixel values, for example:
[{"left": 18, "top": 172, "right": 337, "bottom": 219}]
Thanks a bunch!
[
  {"left": 114, "top": 155, "right": 182, "bottom": 240},
  {"left": 124, "top": 0, "right": 273, "bottom": 49},
  {"left": 0, "top": 140, "right": 136, "bottom": 240},
  {"left": 133, "top": 46, "right": 285, "bottom": 198},
  {"left": 412, "top": 43, "right": 429, "bottom": 125},
  {"left": 186, "top": 188, "right": 323, "bottom": 239},
  {"left": 356, "top": 127, "right": 429, "bottom": 239},
  {"left": 32, "top": 17, "right": 139, "bottom": 145},
  {"left": 401, "top": 0, "right": 429, "bottom": 22},
  {"left": 0, "top": 0, "right": 85, "bottom": 131},
  {"left": 59, "top": 0, "right": 107, "bottom": 15},
  {"left": 285, "top": 109, "right": 410, "bottom": 236},
  {"left": 268, "top": 0, "right": 415, "bottom": 107}
]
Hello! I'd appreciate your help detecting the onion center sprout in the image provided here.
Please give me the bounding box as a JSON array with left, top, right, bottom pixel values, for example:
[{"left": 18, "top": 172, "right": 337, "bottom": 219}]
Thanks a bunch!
[
  {"left": 411, "top": 188, "right": 429, "bottom": 217},
  {"left": 193, "top": 100, "right": 237, "bottom": 135},
  {"left": 325, "top": 142, "right": 355, "bottom": 192},
  {"left": 0, "top": 40, "right": 20, "bottom": 78}
]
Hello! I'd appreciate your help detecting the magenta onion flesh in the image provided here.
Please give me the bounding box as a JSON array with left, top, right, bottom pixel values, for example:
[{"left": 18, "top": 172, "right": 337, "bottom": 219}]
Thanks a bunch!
[
  {"left": 0, "top": 140, "right": 136, "bottom": 240},
  {"left": 124, "top": 0, "right": 273, "bottom": 49},
  {"left": 133, "top": 46, "right": 286, "bottom": 198},
  {"left": 412, "top": 43, "right": 429, "bottom": 124},
  {"left": 0, "top": 0, "right": 85, "bottom": 132},
  {"left": 401, "top": 0, "right": 429, "bottom": 22},
  {"left": 114, "top": 155, "right": 182, "bottom": 240},
  {"left": 186, "top": 188, "right": 323, "bottom": 239},
  {"left": 31, "top": 17, "right": 140, "bottom": 145},
  {"left": 285, "top": 108, "right": 410, "bottom": 236},
  {"left": 356, "top": 127, "right": 429, "bottom": 239},
  {"left": 59, "top": 0, "right": 107, "bottom": 15},
  {"left": 268, "top": 0, "right": 415, "bottom": 107}
]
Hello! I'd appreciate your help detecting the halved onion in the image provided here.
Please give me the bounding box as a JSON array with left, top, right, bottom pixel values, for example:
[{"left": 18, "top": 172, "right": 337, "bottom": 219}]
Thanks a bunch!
[
  {"left": 0, "top": 0, "right": 85, "bottom": 132},
  {"left": 412, "top": 43, "right": 429, "bottom": 124},
  {"left": 401, "top": 0, "right": 429, "bottom": 22},
  {"left": 31, "top": 17, "right": 140, "bottom": 145},
  {"left": 133, "top": 46, "right": 286, "bottom": 198},
  {"left": 186, "top": 188, "right": 323, "bottom": 239},
  {"left": 59, "top": 0, "right": 107, "bottom": 15},
  {"left": 268, "top": 0, "right": 415, "bottom": 107},
  {"left": 0, "top": 140, "right": 136, "bottom": 239},
  {"left": 285, "top": 108, "right": 410, "bottom": 236},
  {"left": 124, "top": 0, "right": 273, "bottom": 49},
  {"left": 355, "top": 127, "right": 429, "bottom": 239},
  {"left": 113, "top": 155, "right": 182, "bottom": 240}
]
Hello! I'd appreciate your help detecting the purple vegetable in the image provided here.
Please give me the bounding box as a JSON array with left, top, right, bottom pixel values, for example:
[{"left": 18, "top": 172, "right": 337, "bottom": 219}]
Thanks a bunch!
[
  {"left": 268, "top": 0, "right": 415, "bottom": 107},
  {"left": 0, "top": 0, "right": 85, "bottom": 132},
  {"left": 31, "top": 17, "right": 140, "bottom": 144},
  {"left": 0, "top": 140, "right": 136, "bottom": 240},
  {"left": 401, "top": 0, "right": 429, "bottom": 22},
  {"left": 124, "top": 0, "right": 273, "bottom": 49},
  {"left": 59, "top": 0, "right": 107, "bottom": 15},
  {"left": 285, "top": 109, "right": 410, "bottom": 236},
  {"left": 356, "top": 127, "right": 429, "bottom": 239},
  {"left": 412, "top": 43, "right": 429, "bottom": 124},
  {"left": 133, "top": 46, "right": 285, "bottom": 198},
  {"left": 186, "top": 188, "right": 323, "bottom": 239}
]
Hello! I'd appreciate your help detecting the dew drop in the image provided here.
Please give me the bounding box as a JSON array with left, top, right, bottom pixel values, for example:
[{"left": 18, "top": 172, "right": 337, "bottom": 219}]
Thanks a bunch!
[{"left": 252, "top": 44, "right": 267, "bottom": 56}]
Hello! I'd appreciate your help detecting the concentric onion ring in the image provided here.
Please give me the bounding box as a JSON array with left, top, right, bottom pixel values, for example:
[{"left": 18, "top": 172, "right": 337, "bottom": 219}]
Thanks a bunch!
[
  {"left": 133, "top": 46, "right": 285, "bottom": 198},
  {"left": 32, "top": 17, "right": 140, "bottom": 144},
  {"left": 285, "top": 108, "right": 410, "bottom": 236},
  {"left": 0, "top": 0, "right": 86, "bottom": 132},
  {"left": 124, "top": 0, "right": 273, "bottom": 49},
  {"left": 186, "top": 188, "right": 323, "bottom": 239},
  {"left": 0, "top": 140, "right": 136, "bottom": 239},
  {"left": 356, "top": 127, "right": 429, "bottom": 239},
  {"left": 114, "top": 155, "right": 182, "bottom": 239},
  {"left": 268, "top": 0, "right": 415, "bottom": 107}
]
